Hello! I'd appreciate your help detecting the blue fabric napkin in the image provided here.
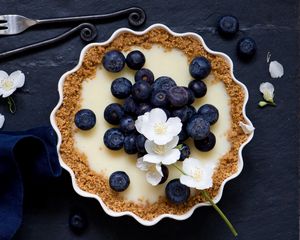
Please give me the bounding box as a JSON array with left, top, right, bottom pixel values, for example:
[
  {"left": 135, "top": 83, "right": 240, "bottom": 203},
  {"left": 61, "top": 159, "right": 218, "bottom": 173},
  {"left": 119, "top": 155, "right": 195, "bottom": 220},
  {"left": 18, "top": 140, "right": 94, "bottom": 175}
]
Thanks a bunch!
[{"left": 0, "top": 126, "right": 61, "bottom": 240}]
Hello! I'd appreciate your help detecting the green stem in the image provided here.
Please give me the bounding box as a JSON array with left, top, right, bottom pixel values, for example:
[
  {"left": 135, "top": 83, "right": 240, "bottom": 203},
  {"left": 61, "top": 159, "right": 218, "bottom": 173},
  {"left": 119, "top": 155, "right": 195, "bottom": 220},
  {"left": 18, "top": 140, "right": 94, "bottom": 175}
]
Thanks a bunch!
[
  {"left": 7, "top": 96, "right": 16, "bottom": 114},
  {"left": 172, "top": 164, "right": 186, "bottom": 175},
  {"left": 201, "top": 190, "right": 238, "bottom": 237}
]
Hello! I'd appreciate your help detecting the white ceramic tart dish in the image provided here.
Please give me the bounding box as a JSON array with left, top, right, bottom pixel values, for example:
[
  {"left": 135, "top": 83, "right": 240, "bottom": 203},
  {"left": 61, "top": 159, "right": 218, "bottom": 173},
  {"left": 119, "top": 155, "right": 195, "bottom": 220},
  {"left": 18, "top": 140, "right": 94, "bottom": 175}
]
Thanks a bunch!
[{"left": 50, "top": 24, "right": 254, "bottom": 226}]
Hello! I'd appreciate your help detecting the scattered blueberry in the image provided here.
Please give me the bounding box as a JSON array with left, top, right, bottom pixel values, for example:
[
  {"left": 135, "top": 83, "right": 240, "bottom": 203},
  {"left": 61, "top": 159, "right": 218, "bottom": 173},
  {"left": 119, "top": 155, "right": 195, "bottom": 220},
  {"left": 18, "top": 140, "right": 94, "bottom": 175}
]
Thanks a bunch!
[
  {"left": 186, "top": 105, "right": 196, "bottom": 119},
  {"left": 135, "top": 68, "right": 155, "bottom": 85},
  {"left": 217, "top": 15, "right": 239, "bottom": 38},
  {"left": 104, "top": 103, "right": 125, "bottom": 125},
  {"left": 189, "top": 57, "right": 211, "bottom": 80},
  {"left": 109, "top": 171, "right": 130, "bottom": 192},
  {"left": 111, "top": 77, "right": 132, "bottom": 99},
  {"left": 172, "top": 106, "right": 189, "bottom": 123},
  {"left": 103, "top": 50, "right": 125, "bottom": 72},
  {"left": 167, "top": 86, "right": 189, "bottom": 108},
  {"left": 179, "top": 143, "right": 190, "bottom": 161},
  {"left": 197, "top": 104, "right": 219, "bottom": 125},
  {"left": 237, "top": 37, "right": 257, "bottom": 60},
  {"left": 132, "top": 81, "right": 152, "bottom": 102},
  {"left": 194, "top": 132, "right": 216, "bottom": 152},
  {"left": 178, "top": 127, "right": 189, "bottom": 142},
  {"left": 120, "top": 116, "right": 136, "bottom": 134},
  {"left": 188, "top": 80, "right": 207, "bottom": 98},
  {"left": 126, "top": 50, "right": 146, "bottom": 70},
  {"left": 152, "top": 76, "right": 176, "bottom": 93},
  {"left": 103, "top": 128, "right": 124, "bottom": 150},
  {"left": 159, "top": 165, "right": 169, "bottom": 184},
  {"left": 186, "top": 116, "right": 210, "bottom": 140},
  {"left": 136, "top": 134, "right": 147, "bottom": 154},
  {"left": 162, "top": 108, "right": 171, "bottom": 118},
  {"left": 123, "top": 96, "right": 137, "bottom": 116},
  {"left": 69, "top": 212, "right": 88, "bottom": 234},
  {"left": 165, "top": 179, "right": 190, "bottom": 204},
  {"left": 184, "top": 87, "right": 195, "bottom": 105},
  {"left": 151, "top": 90, "right": 169, "bottom": 108},
  {"left": 74, "top": 109, "right": 96, "bottom": 130},
  {"left": 136, "top": 102, "right": 152, "bottom": 116},
  {"left": 124, "top": 134, "right": 138, "bottom": 154}
]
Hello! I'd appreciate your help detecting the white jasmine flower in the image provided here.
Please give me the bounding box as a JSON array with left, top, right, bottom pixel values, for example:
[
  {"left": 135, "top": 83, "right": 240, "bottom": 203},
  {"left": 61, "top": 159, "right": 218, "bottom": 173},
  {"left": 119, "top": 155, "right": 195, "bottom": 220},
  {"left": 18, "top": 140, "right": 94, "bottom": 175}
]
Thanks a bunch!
[
  {"left": 135, "top": 108, "right": 182, "bottom": 145},
  {"left": 269, "top": 61, "right": 284, "bottom": 78},
  {"left": 143, "top": 136, "right": 180, "bottom": 165},
  {"left": 259, "top": 82, "right": 275, "bottom": 103},
  {"left": 239, "top": 122, "right": 255, "bottom": 134},
  {"left": 136, "top": 158, "right": 163, "bottom": 186},
  {"left": 180, "top": 158, "right": 214, "bottom": 190},
  {"left": 0, "top": 70, "right": 25, "bottom": 98},
  {"left": 0, "top": 113, "right": 4, "bottom": 129}
]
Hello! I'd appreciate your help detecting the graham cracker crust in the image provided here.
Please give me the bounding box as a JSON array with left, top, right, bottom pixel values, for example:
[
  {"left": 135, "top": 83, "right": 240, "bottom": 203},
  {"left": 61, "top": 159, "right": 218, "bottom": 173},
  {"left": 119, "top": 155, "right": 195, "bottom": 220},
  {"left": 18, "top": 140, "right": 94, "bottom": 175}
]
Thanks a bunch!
[{"left": 55, "top": 27, "right": 248, "bottom": 220}]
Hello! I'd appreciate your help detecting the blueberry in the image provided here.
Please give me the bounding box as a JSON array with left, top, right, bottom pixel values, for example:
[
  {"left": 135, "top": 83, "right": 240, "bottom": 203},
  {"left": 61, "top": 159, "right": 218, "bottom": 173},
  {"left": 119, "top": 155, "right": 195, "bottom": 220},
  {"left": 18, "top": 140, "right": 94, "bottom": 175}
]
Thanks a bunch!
[
  {"left": 172, "top": 106, "right": 189, "bottom": 123},
  {"left": 136, "top": 102, "right": 152, "bottom": 116},
  {"left": 132, "top": 81, "right": 151, "bottom": 102},
  {"left": 162, "top": 108, "right": 171, "bottom": 118},
  {"left": 69, "top": 212, "right": 88, "bottom": 234},
  {"left": 126, "top": 50, "right": 145, "bottom": 70},
  {"left": 178, "top": 127, "right": 189, "bottom": 142},
  {"left": 167, "top": 86, "right": 189, "bottom": 108},
  {"left": 184, "top": 87, "right": 195, "bottom": 105},
  {"left": 189, "top": 57, "right": 211, "bottom": 80},
  {"left": 179, "top": 143, "right": 190, "bottom": 161},
  {"left": 103, "top": 128, "right": 124, "bottom": 150},
  {"left": 237, "top": 37, "right": 257, "bottom": 60},
  {"left": 186, "top": 116, "right": 210, "bottom": 140},
  {"left": 111, "top": 77, "right": 132, "bottom": 99},
  {"left": 165, "top": 179, "right": 190, "bottom": 204},
  {"left": 188, "top": 80, "right": 207, "bottom": 98},
  {"left": 152, "top": 76, "right": 176, "bottom": 93},
  {"left": 104, "top": 103, "right": 124, "bottom": 125},
  {"left": 109, "top": 171, "right": 130, "bottom": 192},
  {"left": 120, "top": 116, "right": 135, "bottom": 134},
  {"left": 186, "top": 105, "right": 196, "bottom": 119},
  {"left": 151, "top": 90, "right": 169, "bottom": 108},
  {"left": 135, "top": 68, "right": 155, "bottom": 85},
  {"left": 74, "top": 109, "right": 96, "bottom": 130},
  {"left": 159, "top": 165, "right": 169, "bottom": 184},
  {"left": 123, "top": 96, "right": 137, "bottom": 116},
  {"left": 103, "top": 50, "right": 125, "bottom": 72},
  {"left": 194, "top": 132, "right": 216, "bottom": 152},
  {"left": 197, "top": 104, "right": 219, "bottom": 125},
  {"left": 136, "top": 134, "right": 147, "bottom": 154},
  {"left": 124, "top": 134, "right": 138, "bottom": 154},
  {"left": 217, "top": 15, "right": 239, "bottom": 38}
]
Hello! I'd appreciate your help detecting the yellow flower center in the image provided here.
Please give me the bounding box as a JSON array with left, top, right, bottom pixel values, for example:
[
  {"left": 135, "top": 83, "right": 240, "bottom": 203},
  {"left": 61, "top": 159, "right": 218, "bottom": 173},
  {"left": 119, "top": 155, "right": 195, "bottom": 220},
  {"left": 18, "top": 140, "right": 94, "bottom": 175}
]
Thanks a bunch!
[
  {"left": 148, "top": 164, "right": 156, "bottom": 173},
  {"left": 1, "top": 78, "right": 14, "bottom": 91},
  {"left": 191, "top": 168, "right": 202, "bottom": 182},
  {"left": 153, "top": 144, "right": 165, "bottom": 155},
  {"left": 154, "top": 122, "right": 167, "bottom": 135}
]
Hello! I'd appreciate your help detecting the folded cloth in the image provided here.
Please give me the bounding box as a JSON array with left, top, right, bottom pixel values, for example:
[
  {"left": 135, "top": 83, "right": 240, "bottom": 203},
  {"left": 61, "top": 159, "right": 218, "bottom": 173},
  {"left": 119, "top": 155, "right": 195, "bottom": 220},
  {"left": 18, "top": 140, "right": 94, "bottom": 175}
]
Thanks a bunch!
[{"left": 0, "top": 126, "right": 61, "bottom": 240}]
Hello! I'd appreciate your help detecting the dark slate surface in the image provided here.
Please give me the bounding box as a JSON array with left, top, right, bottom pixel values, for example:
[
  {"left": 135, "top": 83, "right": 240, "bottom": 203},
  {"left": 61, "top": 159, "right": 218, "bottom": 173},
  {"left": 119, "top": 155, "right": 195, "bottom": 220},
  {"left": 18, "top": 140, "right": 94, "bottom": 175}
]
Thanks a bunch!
[{"left": 0, "top": 0, "right": 299, "bottom": 239}]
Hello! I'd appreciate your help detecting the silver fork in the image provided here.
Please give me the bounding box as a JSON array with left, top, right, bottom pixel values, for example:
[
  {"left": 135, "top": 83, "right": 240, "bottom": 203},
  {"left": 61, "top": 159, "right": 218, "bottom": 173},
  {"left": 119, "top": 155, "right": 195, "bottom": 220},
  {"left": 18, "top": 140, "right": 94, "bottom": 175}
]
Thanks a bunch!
[{"left": 0, "top": 7, "right": 146, "bottom": 35}]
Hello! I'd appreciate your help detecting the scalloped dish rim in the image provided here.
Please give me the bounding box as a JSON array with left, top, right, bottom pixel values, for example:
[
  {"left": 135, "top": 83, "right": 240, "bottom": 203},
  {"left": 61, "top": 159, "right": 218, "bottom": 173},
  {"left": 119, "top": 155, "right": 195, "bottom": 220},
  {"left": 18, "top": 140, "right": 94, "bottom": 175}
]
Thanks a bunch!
[{"left": 50, "top": 24, "right": 254, "bottom": 226}]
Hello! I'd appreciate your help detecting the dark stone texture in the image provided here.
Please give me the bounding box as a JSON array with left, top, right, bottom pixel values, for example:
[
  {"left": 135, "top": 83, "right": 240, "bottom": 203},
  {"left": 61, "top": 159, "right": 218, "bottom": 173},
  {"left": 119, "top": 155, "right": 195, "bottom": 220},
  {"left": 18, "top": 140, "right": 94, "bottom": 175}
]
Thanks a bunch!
[{"left": 0, "top": 0, "right": 298, "bottom": 239}]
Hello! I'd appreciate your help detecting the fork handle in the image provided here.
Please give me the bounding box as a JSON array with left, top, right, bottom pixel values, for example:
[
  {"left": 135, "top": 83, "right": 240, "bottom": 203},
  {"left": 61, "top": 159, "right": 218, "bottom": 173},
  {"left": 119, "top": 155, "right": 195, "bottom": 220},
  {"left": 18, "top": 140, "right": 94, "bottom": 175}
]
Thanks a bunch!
[{"left": 36, "top": 7, "right": 146, "bottom": 27}]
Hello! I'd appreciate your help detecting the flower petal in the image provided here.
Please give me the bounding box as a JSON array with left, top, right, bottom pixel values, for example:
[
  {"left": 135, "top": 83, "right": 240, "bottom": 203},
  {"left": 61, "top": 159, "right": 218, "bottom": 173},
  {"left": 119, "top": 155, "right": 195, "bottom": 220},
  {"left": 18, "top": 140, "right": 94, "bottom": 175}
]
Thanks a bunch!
[
  {"left": 259, "top": 82, "right": 274, "bottom": 102},
  {"left": 0, "top": 113, "right": 5, "bottom": 129},
  {"left": 145, "top": 168, "right": 162, "bottom": 186},
  {"left": 143, "top": 153, "right": 162, "bottom": 164},
  {"left": 2, "top": 88, "right": 16, "bottom": 98},
  {"left": 152, "top": 134, "right": 173, "bottom": 145},
  {"left": 180, "top": 175, "right": 198, "bottom": 188},
  {"left": 10, "top": 70, "right": 25, "bottom": 88},
  {"left": 182, "top": 158, "right": 201, "bottom": 176},
  {"left": 148, "top": 108, "right": 167, "bottom": 123},
  {"left": 135, "top": 112, "right": 150, "bottom": 133},
  {"left": 136, "top": 157, "right": 151, "bottom": 171},
  {"left": 144, "top": 140, "right": 156, "bottom": 154},
  {"left": 269, "top": 60, "right": 284, "bottom": 78},
  {"left": 155, "top": 164, "right": 163, "bottom": 176},
  {"left": 166, "top": 117, "right": 182, "bottom": 136},
  {"left": 0, "top": 70, "right": 8, "bottom": 81},
  {"left": 165, "top": 136, "right": 179, "bottom": 150},
  {"left": 239, "top": 122, "right": 255, "bottom": 134},
  {"left": 194, "top": 172, "right": 213, "bottom": 190},
  {"left": 161, "top": 149, "right": 180, "bottom": 165}
]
